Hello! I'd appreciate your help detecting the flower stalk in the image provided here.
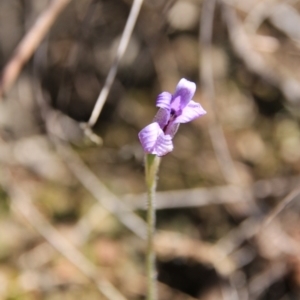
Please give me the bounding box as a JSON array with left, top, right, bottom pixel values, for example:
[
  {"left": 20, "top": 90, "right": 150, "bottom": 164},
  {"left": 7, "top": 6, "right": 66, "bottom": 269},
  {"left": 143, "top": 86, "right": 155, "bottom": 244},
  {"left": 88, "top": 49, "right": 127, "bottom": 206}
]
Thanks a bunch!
[
  {"left": 145, "top": 153, "right": 160, "bottom": 300},
  {"left": 139, "top": 78, "right": 206, "bottom": 299}
]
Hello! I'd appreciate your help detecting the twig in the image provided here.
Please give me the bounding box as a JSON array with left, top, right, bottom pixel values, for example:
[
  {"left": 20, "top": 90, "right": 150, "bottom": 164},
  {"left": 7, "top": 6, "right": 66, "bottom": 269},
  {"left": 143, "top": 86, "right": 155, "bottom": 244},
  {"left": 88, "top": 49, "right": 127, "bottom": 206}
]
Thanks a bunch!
[
  {"left": 262, "top": 186, "right": 300, "bottom": 227},
  {"left": 53, "top": 138, "right": 147, "bottom": 240},
  {"left": 55, "top": 0, "right": 101, "bottom": 141},
  {"left": 221, "top": 0, "right": 300, "bottom": 105},
  {"left": 216, "top": 185, "right": 300, "bottom": 257},
  {"left": 123, "top": 184, "right": 253, "bottom": 210},
  {"left": 86, "top": 0, "right": 144, "bottom": 128},
  {"left": 32, "top": 43, "right": 148, "bottom": 240},
  {"left": 200, "top": 0, "right": 240, "bottom": 184},
  {"left": 221, "top": 1, "right": 276, "bottom": 83},
  {"left": 224, "top": 185, "right": 300, "bottom": 256},
  {"left": 243, "top": 0, "right": 274, "bottom": 33},
  {"left": 216, "top": 217, "right": 260, "bottom": 256},
  {"left": 2, "top": 174, "right": 128, "bottom": 300},
  {"left": 248, "top": 262, "right": 287, "bottom": 299},
  {"left": 123, "top": 176, "right": 300, "bottom": 210},
  {"left": 0, "top": 0, "right": 71, "bottom": 97}
]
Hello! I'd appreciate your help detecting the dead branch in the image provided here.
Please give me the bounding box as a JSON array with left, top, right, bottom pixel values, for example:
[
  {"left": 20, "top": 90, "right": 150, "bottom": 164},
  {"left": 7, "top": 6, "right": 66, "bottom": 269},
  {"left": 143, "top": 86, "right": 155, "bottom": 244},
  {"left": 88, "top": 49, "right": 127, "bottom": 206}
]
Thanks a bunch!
[
  {"left": 0, "top": 0, "right": 71, "bottom": 98},
  {"left": 1, "top": 172, "right": 128, "bottom": 300},
  {"left": 85, "top": 0, "right": 144, "bottom": 129},
  {"left": 124, "top": 184, "right": 253, "bottom": 209},
  {"left": 53, "top": 139, "right": 148, "bottom": 240},
  {"left": 262, "top": 186, "right": 300, "bottom": 227},
  {"left": 123, "top": 176, "right": 300, "bottom": 210},
  {"left": 200, "top": 0, "right": 242, "bottom": 185},
  {"left": 221, "top": 0, "right": 300, "bottom": 106}
]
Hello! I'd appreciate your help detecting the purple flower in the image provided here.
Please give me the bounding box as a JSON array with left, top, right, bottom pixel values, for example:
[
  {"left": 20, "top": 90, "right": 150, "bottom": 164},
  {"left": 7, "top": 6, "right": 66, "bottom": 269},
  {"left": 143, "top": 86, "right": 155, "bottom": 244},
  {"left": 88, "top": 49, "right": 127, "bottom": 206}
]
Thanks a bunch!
[{"left": 138, "top": 78, "right": 206, "bottom": 156}]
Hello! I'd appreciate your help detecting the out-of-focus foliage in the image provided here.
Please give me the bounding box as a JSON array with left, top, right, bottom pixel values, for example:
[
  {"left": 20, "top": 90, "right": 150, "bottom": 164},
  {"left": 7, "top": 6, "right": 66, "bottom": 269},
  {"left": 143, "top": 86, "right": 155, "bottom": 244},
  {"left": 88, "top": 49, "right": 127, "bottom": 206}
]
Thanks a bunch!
[{"left": 0, "top": 0, "right": 300, "bottom": 299}]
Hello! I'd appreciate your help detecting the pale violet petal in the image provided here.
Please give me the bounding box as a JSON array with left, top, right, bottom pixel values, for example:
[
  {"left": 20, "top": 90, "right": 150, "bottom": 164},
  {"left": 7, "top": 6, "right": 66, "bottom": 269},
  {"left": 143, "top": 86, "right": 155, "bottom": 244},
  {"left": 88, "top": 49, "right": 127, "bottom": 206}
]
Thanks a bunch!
[
  {"left": 156, "top": 92, "right": 172, "bottom": 109},
  {"left": 171, "top": 78, "right": 196, "bottom": 112},
  {"left": 174, "top": 100, "right": 207, "bottom": 123},
  {"left": 153, "top": 108, "right": 170, "bottom": 128},
  {"left": 138, "top": 122, "right": 173, "bottom": 156},
  {"left": 138, "top": 122, "right": 163, "bottom": 153},
  {"left": 165, "top": 122, "right": 180, "bottom": 138},
  {"left": 152, "top": 134, "right": 173, "bottom": 156}
]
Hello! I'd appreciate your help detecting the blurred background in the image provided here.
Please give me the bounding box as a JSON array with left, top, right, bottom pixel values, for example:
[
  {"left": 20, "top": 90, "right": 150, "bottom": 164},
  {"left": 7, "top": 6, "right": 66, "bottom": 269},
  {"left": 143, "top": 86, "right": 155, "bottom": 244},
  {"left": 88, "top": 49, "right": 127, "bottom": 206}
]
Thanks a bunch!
[{"left": 0, "top": 0, "right": 300, "bottom": 299}]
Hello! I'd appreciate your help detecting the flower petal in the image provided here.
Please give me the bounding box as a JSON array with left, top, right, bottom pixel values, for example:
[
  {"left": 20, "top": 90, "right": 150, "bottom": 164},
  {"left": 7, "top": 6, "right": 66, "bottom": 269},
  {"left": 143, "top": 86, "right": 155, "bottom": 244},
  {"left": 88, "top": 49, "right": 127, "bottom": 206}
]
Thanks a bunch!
[
  {"left": 175, "top": 100, "right": 207, "bottom": 123},
  {"left": 153, "top": 108, "right": 170, "bottom": 128},
  {"left": 138, "top": 122, "right": 173, "bottom": 156},
  {"left": 152, "top": 134, "right": 173, "bottom": 156},
  {"left": 138, "top": 122, "right": 163, "bottom": 153},
  {"left": 165, "top": 122, "right": 180, "bottom": 138},
  {"left": 171, "top": 78, "right": 196, "bottom": 112},
  {"left": 156, "top": 92, "right": 172, "bottom": 109}
]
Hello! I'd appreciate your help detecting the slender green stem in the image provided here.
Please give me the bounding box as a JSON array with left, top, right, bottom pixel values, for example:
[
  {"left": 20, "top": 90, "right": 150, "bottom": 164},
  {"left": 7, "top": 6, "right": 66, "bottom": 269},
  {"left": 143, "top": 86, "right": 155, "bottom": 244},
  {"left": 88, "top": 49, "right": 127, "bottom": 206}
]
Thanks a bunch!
[{"left": 145, "top": 154, "right": 160, "bottom": 300}]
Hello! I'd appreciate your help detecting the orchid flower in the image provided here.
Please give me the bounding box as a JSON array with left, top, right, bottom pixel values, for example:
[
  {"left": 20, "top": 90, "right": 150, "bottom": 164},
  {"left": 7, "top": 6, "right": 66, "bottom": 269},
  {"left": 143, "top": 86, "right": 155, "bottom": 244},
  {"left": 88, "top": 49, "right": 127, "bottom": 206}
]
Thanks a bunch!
[{"left": 138, "top": 78, "right": 206, "bottom": 156}]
